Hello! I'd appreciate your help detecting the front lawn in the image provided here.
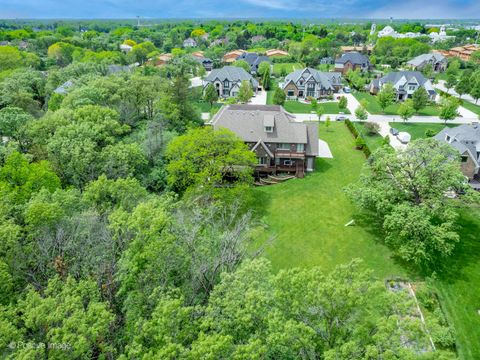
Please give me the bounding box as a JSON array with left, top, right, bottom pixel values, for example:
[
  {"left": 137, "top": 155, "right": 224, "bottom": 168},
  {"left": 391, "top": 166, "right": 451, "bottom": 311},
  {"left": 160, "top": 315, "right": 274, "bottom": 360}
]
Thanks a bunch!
[
  {"left": 252, "top": 122, "right": 405, "bottom": 278},
  {"left": 461, "top": 100, "right": 480, "bottom": 116},
  {"left": 354, "top": 92, "right": 441, "bottom": 116},
  {"left": 283, "top": 101, "right": 351, "bottom": 114},
  {"left": 354, "top": 122, "right": 386, "bottom": 152},
  {"left": 389, "top": 122, "right": 455, "bottom": 140},
  {"left": 193, "top": 101, "right": 222, "bottom": 113}
]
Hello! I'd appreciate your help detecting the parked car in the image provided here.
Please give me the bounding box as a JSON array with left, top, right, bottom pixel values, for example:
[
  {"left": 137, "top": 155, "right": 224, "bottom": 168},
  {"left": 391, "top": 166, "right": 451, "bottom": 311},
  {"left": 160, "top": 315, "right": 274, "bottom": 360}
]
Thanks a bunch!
[
  {"left": 390, "top": 127, "right": 399, "bottom": 136},
  {"left": 397, "top": 132, "right": 411, "bottom": 144},
  {"left": 343, "top": 86, "right": 351, "bottom": 93},
  {"left": 336, "top": 114, "right": 347, "bottom": 121}
]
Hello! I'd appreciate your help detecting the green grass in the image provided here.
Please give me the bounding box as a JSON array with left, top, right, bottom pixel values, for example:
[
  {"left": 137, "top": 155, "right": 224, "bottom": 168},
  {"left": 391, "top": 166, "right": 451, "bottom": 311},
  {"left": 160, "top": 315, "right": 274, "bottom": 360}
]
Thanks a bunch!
[
  {"left": 272, "top": 62, "right": 303, "bottom": 76},
  {"left": 252, "top": 122, "right": 405, "bottom": 278},
  {"left": 354, "top": 122, "right": 386, "bottom": 152},
  {"left": 283, "top": 101, "right": 351, "bottom": 114},
  {"left": 433, "top": 207, "right": 480, "bottom": 359},
  {"left": 353, "top": 92, "right": 440, "bottom": 116},
  {"left": 460, "top": 100, "right": 480, "bottom": 116},
  {"left": 193, "top": 101, "right": 222, "bottom": 112},
  {"left": 389, "top": 122, "right": 456, "bottom": 140},
  {"left": 250, "top": 121, "right": 480, "bottom": 358}
]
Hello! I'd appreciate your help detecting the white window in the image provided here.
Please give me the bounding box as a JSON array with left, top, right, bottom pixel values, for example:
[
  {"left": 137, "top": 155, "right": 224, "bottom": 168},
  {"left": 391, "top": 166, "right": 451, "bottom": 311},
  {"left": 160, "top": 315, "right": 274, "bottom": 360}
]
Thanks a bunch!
[
  {"left": 287, "top": 90, "right": 294, "bottom": 97},
  {"left": 277, "top": 143, "right": 290, "bottom": 150},
  {"left": 296, "top": 144, "right": 305, "bottom": 152},
  {"left": 283, "top": 160, "right": 293, "bottom": 166},
  {"left": 258, "top": 157, "right": 267, "bottom": 165},
  {"left": 408, "top": 85, "right": 416, "bottom": 91},
  {"left": 265, "top": 126, "right": 273, "bottom": 133},
  {"left": 223, "top": 80, "right": 230, "bottom": 88},
  {"left": 445, "top": 135, "right": 451, "bottom": 142}
]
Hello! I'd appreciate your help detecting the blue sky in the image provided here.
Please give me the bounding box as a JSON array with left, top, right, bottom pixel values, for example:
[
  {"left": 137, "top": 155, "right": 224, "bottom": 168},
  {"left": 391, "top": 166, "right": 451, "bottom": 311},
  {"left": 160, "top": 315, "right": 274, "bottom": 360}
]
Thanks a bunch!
[{"left": 0, "top": 0, "right": 479, "bottom": 19}]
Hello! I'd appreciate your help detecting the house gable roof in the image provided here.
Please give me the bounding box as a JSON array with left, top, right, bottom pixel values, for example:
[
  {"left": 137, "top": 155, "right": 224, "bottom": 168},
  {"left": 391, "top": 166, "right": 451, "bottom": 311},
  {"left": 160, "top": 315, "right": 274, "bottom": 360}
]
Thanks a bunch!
[
  {"left": 434, "top": 124, "right": 480, "bottom": 170},
  {"left": 210, "top": 104, "right": 318, "bottom": 156},
  {"left": 407, "top": 53, "right": 446, "bottom": 67},
  {"left": 204, "top": 66, "right": 259, "bottom": 88},
  {"left": 335, "top": 51, "right": 370, "bottom": 66},
  {"left": 283, "top": 68, "right": 341, "bottom": 90}
]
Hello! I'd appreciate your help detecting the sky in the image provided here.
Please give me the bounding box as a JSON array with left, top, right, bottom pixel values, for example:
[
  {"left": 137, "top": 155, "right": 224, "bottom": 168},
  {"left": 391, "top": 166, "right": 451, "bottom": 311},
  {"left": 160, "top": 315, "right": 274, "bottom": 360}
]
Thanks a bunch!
[{"left": 0, "top": 0, "right": 479, "bottom": 19}]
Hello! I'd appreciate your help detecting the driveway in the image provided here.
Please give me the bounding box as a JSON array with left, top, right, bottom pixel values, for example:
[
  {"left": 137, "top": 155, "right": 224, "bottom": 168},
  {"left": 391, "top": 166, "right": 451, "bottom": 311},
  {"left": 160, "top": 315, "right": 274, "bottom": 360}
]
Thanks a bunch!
[
  {"left": 249, "top": 89, "right": 267, "bottom": 105},
  {"left": 377, "top": 122, "right": 406, "bottom": 151},
  {"left": 342, "top": 93, "right": 367, "bottom": 116}
]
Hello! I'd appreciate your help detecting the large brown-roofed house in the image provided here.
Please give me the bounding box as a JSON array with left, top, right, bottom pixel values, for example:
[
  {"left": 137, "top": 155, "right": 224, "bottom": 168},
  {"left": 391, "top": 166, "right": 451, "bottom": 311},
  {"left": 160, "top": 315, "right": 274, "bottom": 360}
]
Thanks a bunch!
[
  {"left": 265, "top": 49, "right": 289, "bottom": 57},
  {"left": 209, "top": 104, "right": 319, "bottom": 178},
  {"left": 203, "top": 66, "right": 259, "bottom": 98},
  {"left": 282, "top": 68, "right": 342, "bottom": 100},
  {"left": 222, "top": 50, "right": 246, "bottom": 63},
  {"left": 335, "top": 51, "right": 371, "bottom": 74}
]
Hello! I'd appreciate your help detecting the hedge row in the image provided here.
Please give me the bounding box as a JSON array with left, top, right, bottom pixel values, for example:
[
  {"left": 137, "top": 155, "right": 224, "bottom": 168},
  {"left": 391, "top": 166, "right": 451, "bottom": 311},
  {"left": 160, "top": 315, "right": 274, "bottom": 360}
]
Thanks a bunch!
[{"left": 344, "top": 119, "right": 372, "bottom": 158}]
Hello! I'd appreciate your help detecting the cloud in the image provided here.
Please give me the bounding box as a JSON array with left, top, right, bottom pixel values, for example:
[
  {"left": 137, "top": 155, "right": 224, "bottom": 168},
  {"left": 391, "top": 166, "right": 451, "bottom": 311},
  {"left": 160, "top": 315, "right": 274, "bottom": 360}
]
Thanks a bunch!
[
  {"left": 0, "top": 0, "right": 477, "bottom": 18},
  {"left": 368, "top": 0, "right": 480, "bottom": 19},
  {"left": 241, "top": 0, "right": 291, "bottom": 10}
]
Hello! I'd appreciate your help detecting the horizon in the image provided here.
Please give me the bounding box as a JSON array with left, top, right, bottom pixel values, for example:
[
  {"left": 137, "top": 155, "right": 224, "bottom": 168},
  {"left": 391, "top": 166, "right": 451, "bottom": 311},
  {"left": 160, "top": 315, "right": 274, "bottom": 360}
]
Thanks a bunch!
[{"left": 1, "top": 0, "right": 480, "bottom": 20}]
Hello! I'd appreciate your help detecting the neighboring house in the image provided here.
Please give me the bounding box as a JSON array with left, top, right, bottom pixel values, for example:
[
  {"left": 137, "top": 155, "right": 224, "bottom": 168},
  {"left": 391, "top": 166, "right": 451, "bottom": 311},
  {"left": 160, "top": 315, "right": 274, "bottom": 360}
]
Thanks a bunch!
[
  {"left": 54, "top": 80, "right": 74, "bottom": 95},
  {"left": 447, "top": 44, "right": 479, "bottom": 61},
  {"left": 251, "top": 35, "right": 266, "bottom": 43},
  {"left": 429, "top": 26, "right": 455, "bottom": 43},
  {"left": 340, "top": 45, "right": 373, "bottom": 55},
  {"left": 406, "top": 53, "right": 447, "bottom": 72},
  {"left": 282, "top": 68, "right": 342, "bottom": 100},
  {"left": 265, "top": 49, "right": 289, "bottom": 57},
  {"left": 106, "top": 64, "right": 134, "bottom": 75},
  {"left": 191, "top": 51, "right": 204, "bottom": 58},
  {"left": 334, "top": 52, "right": 371, "bottom": 74},
  {"left": 434, "top": 124, "right": 480, "bottom": 180},
  {"left": 320, "top": 57, "right": 334, "bottom": 65},
  {"left": 194, "top": 56, "right": 213, "bottom": 71},
  {"left": 149, "top": 53, "right": 172, "bottom": 67},
  {"left": 203, "top": 66, "right": 259, "bottom": 98},
  {"left": 210, "top": 104, "right": 319, "bottom": 177},
  {"left": 236, "top": 52, "right": 270, "bottom": 74},
  {"left": 210, "top": 38, "right": 229, "bottom": 47},
  {"left": 222, "top": 50, "right": 246, "bottom": 63},
  {"left": 0, "top": 41, "right": 11, "bottom": 46},
  {"left": 183, "top": 38, "right": 197, "bottom": 48},
  {"left": 369, "top": 71, "right": 436, "bottom": 101},
  {"left": 120, "top": 44, "right": 132, "bottom": 52}
]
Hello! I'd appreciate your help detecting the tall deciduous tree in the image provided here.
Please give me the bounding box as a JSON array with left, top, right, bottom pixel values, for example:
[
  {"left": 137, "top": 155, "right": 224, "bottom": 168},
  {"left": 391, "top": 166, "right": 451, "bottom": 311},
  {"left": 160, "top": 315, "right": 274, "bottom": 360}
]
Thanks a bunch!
[
  {"left": 398, "top": 99, "right": 415, "bottom": 122},
  {"left": 203, "top": 83, "right": 219, "bottom": 108},
  {"left": 166, "top": 127, "right": 256, "bottom": 193},
  {"left": 377, "top": 83, "right": 395, "bottom": 113},
  {"left": 411, "top": 87, "right": 429, "bottom": 113},
  {"left": 439, "top": 97, "right": 459, "bottom": 124},
  {"left": 348, "top": 138, "right": 469, "bottom": 265},
  {"left": 237, "top": 80, "right": 254, "bottom": 103},
  {"left": 273, "top": 86, "right": 286, "bottom": 105}
]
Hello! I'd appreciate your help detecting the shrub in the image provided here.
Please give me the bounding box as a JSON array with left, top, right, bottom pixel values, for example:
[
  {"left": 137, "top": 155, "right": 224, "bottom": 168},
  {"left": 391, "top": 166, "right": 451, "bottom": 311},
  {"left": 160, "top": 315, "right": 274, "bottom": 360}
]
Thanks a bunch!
[
  {"left": 364, "top": 121, "right": 380, "bottom": 135},
  {"left": 355, "top": 136, "right": 366, "bottom": 149},
  {"left": 345, "top": 119, "right": 359, "bottom": 138},
  {"left": 425, "top": 129, "right": 437, "bottom": 138}
]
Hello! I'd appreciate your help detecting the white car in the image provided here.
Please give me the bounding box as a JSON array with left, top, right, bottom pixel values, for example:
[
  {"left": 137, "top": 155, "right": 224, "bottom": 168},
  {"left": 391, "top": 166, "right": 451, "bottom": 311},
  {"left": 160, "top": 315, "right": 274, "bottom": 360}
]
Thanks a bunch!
[{"left": 397, "top": 132, "right": 411, "bottom": 144}]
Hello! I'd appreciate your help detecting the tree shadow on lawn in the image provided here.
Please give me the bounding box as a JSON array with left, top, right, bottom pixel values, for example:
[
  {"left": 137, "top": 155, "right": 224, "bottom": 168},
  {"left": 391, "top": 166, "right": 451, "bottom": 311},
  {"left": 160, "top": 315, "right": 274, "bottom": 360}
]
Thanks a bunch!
[
  {"left": 353, "top": 206, "right": 480, "bottom": 282},
  {"left": 430, "top": 208, "right": 480, "bottom": 284},
  {"left": 352, "top": 210, "right": 419, "bottom": 279}
]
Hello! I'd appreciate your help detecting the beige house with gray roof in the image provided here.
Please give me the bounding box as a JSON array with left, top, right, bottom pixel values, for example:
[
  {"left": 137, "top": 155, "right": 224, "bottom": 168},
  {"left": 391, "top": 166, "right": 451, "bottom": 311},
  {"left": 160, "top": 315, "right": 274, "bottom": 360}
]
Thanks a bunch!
[{"left": 210, "top": 104, "right": 319, "bottom": 178}]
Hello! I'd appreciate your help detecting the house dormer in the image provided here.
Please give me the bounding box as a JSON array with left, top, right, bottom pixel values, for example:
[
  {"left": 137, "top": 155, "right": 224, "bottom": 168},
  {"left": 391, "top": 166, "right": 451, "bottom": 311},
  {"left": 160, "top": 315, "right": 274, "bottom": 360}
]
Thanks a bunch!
[{"left": 263, "top": 114, "right": 275, "bottom": 133}]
